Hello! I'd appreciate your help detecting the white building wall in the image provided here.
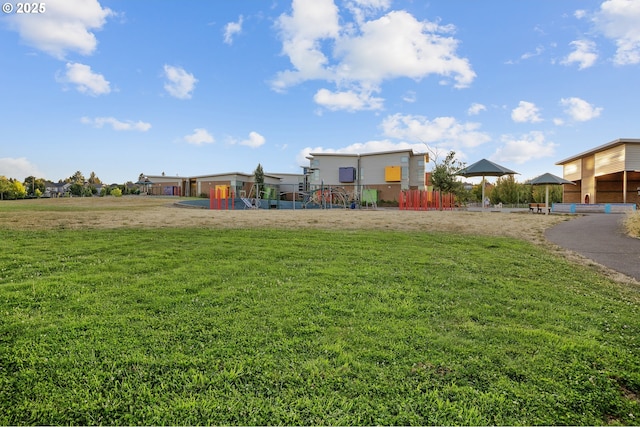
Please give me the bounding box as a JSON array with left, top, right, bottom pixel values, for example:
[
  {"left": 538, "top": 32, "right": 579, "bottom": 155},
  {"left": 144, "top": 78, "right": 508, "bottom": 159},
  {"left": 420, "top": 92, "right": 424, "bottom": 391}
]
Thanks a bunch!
[
  {"left": 595, "top": 144, "right": 625, "bottom": 176},
  {"left": 409, "top": 154, "right": 428, "bottom": 188},
  {"left": 626, "top": 144, "right": 640, "bottom": 171},
  {"left": 563, "top": 160, "right": 582, "bottom": 181},
  {"left": 309, "top": 155, "right": 358, "bottom": 186},
  {"left": 360, "top": 152, "right": 408, "bottom": 187}
]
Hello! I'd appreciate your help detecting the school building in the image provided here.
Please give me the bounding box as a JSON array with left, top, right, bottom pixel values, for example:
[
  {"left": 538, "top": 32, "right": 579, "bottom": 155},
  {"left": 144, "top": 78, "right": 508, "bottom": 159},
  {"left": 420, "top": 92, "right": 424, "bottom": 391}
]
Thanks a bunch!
[{"left": 556, "top": 138, "right": 640, "bottom": 205}]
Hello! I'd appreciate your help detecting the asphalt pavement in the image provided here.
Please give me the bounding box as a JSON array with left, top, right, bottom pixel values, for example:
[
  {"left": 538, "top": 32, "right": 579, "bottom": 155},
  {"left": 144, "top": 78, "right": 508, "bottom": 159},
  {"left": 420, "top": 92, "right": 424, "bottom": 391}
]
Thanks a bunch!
[{"left": 545, "top": 213, "right": 640, "bottom": 281}]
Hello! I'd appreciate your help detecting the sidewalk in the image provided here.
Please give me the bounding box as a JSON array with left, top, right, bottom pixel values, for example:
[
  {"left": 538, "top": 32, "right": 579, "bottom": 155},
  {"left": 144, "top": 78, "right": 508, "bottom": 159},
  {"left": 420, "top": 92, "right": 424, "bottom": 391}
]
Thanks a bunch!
[{"left": 544, "top": 214, "right": 640, "bottom": 281}]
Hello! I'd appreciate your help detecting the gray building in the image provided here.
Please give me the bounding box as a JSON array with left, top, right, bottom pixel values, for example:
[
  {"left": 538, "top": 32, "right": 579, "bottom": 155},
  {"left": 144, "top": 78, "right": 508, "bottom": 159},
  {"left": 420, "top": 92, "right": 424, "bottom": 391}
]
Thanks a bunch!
[{"left": 306, "top": 149, "right": 429, "bottom": 202}]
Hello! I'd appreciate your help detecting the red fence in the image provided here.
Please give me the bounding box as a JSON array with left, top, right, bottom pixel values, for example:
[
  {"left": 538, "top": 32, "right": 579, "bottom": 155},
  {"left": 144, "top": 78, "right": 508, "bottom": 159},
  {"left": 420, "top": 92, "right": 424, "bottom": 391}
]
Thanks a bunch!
[
  {"left": 210, "top": 189, "right": 235, "bottom": 210},
  {"left": 399, "top": 190, "right": 455, "bottom": 211}
]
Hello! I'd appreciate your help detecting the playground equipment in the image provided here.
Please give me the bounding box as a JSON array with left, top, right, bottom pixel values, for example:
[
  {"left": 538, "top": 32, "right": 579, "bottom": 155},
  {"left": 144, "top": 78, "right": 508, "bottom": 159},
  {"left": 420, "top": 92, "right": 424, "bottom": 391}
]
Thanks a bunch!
[
  {"left": 208, "top": 183, "right": 380, "bottom": 210},
  {"left": 209, "top": 188, "right": 235, "bottom": 210},
  {"left": 302, "top": 187, "right": 349, "bottom": 209},
  {"left": 399, "top": 190, "right": 455, "bottom": 210}
]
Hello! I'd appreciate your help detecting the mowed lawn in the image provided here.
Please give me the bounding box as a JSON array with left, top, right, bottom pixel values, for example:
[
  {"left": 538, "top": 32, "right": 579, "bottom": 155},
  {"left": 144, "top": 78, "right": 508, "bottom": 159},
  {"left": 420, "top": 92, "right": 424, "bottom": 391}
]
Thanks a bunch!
[{"left": 1, "top": 223, "right": 639, "bottom": 424}]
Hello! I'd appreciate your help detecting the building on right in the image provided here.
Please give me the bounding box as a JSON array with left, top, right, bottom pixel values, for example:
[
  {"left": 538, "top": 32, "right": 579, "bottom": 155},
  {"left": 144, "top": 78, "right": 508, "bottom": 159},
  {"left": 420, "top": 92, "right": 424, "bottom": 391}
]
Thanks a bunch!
[{"left": 556, "top": 138, "right": 640, "bottom": 205}]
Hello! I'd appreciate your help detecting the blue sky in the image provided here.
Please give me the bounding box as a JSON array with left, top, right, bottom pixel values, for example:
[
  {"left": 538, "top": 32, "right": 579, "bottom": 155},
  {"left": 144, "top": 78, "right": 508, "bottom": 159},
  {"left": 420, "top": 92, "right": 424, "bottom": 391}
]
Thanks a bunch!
[{"left": 1, "top": 0, "right": 639, "bottom": 184}]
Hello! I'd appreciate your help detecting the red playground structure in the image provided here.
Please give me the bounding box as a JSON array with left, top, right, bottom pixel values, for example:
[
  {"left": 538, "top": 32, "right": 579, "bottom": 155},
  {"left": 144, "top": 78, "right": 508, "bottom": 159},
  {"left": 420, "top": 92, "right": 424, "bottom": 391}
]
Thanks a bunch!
[
  {"left": 399, "top": 190, "right": 455, "bottom": 211},
  {"left": 209, "top": 188, "right": 235, "bottom": 210}
]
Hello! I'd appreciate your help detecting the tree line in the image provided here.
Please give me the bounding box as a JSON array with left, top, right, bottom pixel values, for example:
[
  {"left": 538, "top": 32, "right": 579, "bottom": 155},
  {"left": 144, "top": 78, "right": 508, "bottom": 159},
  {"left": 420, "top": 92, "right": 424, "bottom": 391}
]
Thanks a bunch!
[
  {"left": 0, "top": 171, "right": 138, "bottom": 200},
  {"left": 430, "top": 151, "right": 564, "bottom": 207}
]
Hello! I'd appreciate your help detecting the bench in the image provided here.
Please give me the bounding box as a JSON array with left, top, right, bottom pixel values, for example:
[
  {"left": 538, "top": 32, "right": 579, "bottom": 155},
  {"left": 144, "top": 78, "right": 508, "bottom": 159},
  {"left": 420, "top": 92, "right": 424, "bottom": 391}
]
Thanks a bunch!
[{"left": 529, "top": 203, "right": 550, "bottom": 213}]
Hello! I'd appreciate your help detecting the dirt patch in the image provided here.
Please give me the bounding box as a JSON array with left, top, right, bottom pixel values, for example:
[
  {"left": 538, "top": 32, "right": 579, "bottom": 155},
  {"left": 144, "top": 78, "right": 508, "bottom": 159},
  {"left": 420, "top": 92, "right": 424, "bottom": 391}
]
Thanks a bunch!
[{"left": 0, "top": 196, "right": 569, "bottom": 245}]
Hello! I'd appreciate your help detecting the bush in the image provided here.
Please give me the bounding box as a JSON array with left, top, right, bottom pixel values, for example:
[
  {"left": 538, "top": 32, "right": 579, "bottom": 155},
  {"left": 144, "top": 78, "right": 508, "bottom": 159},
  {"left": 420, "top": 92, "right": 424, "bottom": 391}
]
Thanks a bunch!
[
  {"left": 624, "top": 211, "right": 640, "bottom": 238},
  {"left": 110, "top": 188, "right": 123, "bottom": 197}
]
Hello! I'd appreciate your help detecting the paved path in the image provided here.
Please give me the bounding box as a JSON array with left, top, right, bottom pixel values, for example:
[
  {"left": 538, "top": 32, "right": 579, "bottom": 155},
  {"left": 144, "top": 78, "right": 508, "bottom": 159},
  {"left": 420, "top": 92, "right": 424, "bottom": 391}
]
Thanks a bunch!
[{"left": 545, "top": 214, "right": 640, "bottom": 281}]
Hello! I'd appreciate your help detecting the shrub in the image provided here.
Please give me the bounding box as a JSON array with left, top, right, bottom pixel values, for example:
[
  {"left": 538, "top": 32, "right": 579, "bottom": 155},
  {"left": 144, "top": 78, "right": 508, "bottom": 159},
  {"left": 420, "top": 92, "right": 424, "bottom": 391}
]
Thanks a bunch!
[
  {"left": 624, "top": 210, "right": 640, "bottom": 238},
  {"left": 110, "top": 188, "right": 123, "bottom": 197}
]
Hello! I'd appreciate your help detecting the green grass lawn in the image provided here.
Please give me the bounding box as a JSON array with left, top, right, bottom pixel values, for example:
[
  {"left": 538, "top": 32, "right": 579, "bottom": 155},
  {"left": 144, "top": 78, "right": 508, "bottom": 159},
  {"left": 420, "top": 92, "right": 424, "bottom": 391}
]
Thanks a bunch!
[{"left": 1, "top": 227, "right": 638, "bottom": 425}]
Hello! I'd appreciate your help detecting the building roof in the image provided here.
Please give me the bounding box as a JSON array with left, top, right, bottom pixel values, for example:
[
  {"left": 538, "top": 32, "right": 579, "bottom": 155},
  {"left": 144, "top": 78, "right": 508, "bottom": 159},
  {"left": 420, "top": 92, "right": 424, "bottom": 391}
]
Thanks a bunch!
[
  {"left": 556, "top": 138, "right": 640, "bottom": 165},
  {"left": 307, "top": 148, "right": 420, "bottom": 159},
  {"left": 140, "top": 171, "right": 299, "bottom": 182}
]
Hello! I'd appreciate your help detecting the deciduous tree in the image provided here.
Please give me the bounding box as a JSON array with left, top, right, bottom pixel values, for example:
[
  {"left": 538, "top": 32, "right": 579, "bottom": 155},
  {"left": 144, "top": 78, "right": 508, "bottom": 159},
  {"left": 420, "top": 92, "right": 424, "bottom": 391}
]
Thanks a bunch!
[{"left": 429, "top": 151, "right": 466, "bottom": 210}]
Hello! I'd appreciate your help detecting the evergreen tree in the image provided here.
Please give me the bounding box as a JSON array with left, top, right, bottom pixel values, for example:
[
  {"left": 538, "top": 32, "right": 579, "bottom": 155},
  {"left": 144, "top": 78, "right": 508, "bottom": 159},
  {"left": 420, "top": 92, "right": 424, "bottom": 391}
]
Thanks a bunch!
[
  {"left": 88, "top": 172, "right": 101, "bottom": 184},
  {"left": 253, "top": 163, "right": 264, "bottom": 198}
]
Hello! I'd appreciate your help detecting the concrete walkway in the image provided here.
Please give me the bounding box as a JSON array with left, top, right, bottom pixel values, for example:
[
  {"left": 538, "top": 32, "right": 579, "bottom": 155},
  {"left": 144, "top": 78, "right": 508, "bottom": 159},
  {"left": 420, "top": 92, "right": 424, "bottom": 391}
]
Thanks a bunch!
[{"left": 545, "top": 214, "right": 640, "bottom": 281}]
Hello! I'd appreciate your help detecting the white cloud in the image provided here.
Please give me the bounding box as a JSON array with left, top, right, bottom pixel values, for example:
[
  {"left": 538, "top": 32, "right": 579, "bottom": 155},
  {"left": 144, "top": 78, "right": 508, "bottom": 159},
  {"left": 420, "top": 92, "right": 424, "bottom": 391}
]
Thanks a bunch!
[
  {"left": 163, "top": 65, "right": 197, "bottom": 99},
  {"left": 381, "top": 113, "right": 491, "bottom": 149},
  {"left": 402, "top": 91, "right": 417, "bottom": 103},
  {"left": 313, "top": 88, "right": 384, "bottom": 111},
  {"left": 273, "top": 1, "right": 475, "bottom": 110},
  {"left": 521, "top": 45, "right": 544, "bottom": 60},
  {"left": 272, "top": 0, "right": 340, "bottom": 90},
  {"left": 467, "top": 103, "right": 487, "bottom": 116},
  {"left": 223, "top": 15, "right": 243, "bottom": 45},
  {"left": 562, "top": 40, "right": 598, "bottom": 69},
  {"left": 334, "top": 11, "right": 475, "bottom": 88},
  {"left": 58, "top": 62, "right": 110, "bottom": 96},
  {"left": 0, "top": 157, "right": 44, "bottom": 180},
  {"left": 81, "top": 116, "right": 151, "bottom": 131},
  {"left": 575, "top": 9, "right": 587, "bottom": 19},
  {"left": 239, "top": 131, "right": 266, "bottom": 148},
  {"left": 183, "top": 128, "right": 214, "bottom": 145},
  {"left": 5, "top": 0, "right": 114, "bottom": 59},
  {"left": 344, "top": 0, "right": 391, "bottom": 24},
  {"left": 593, "top": 0, "right": 640, "bottom": 65},
  {"left": 511, "top": 101, "right": 543, "bottom": 123},
  {"left": 493, "top": 132, "right": 557, "bottom": 164},
  {"left": 297, "top": 139, "right": 413, "bottom": 166},
  {"left": 559, "top": 97, "right": 603, "bottom": 121}
]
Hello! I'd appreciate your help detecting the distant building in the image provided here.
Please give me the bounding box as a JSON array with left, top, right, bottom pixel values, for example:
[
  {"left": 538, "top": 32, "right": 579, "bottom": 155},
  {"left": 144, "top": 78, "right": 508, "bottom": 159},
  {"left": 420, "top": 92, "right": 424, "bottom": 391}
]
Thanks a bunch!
[
  {"left": 556, "top": 138, "right": 640, "bottom": 205},
  {"left": 136, "top": 148, "right": 431, "bottom": 203},
  {"left": 44, "top": 181, "right": 70, "bottom": 198},
  {"left": 137, "top": 172, "right": 304, "bottom": 199}
]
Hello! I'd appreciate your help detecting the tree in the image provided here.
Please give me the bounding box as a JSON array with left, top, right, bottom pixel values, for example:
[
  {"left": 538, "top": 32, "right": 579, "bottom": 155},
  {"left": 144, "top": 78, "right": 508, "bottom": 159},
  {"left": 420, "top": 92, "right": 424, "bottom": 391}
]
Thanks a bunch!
[
  {"left": 253, "top": 163, "right": 264, "bottom": 198},
  {"left": 69, "top": 183, "right": 84, "bottom": 196},
  {"left": 0, "top": 176, "right": 11, "bottom": 200},
  {"left": 69, "top": 171, "right": 85, "bottom": 185},
  {"left": 429, "top": 151, "right": 466, "bottom": 210},
  {"left": 23, "top": 176, "right": 45, "bottom": 197},
  {"left": 533, "top": 185, "right": 563, "bottom": 204},
  {"left": 88, "top": 172, "right": 101, "bottom": 184},
  {"left": 491, "top": 175, "right": 520, "bottom": 205},
  {"left": 9, "top": 180, "right": 26, "bottom": 199}
]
